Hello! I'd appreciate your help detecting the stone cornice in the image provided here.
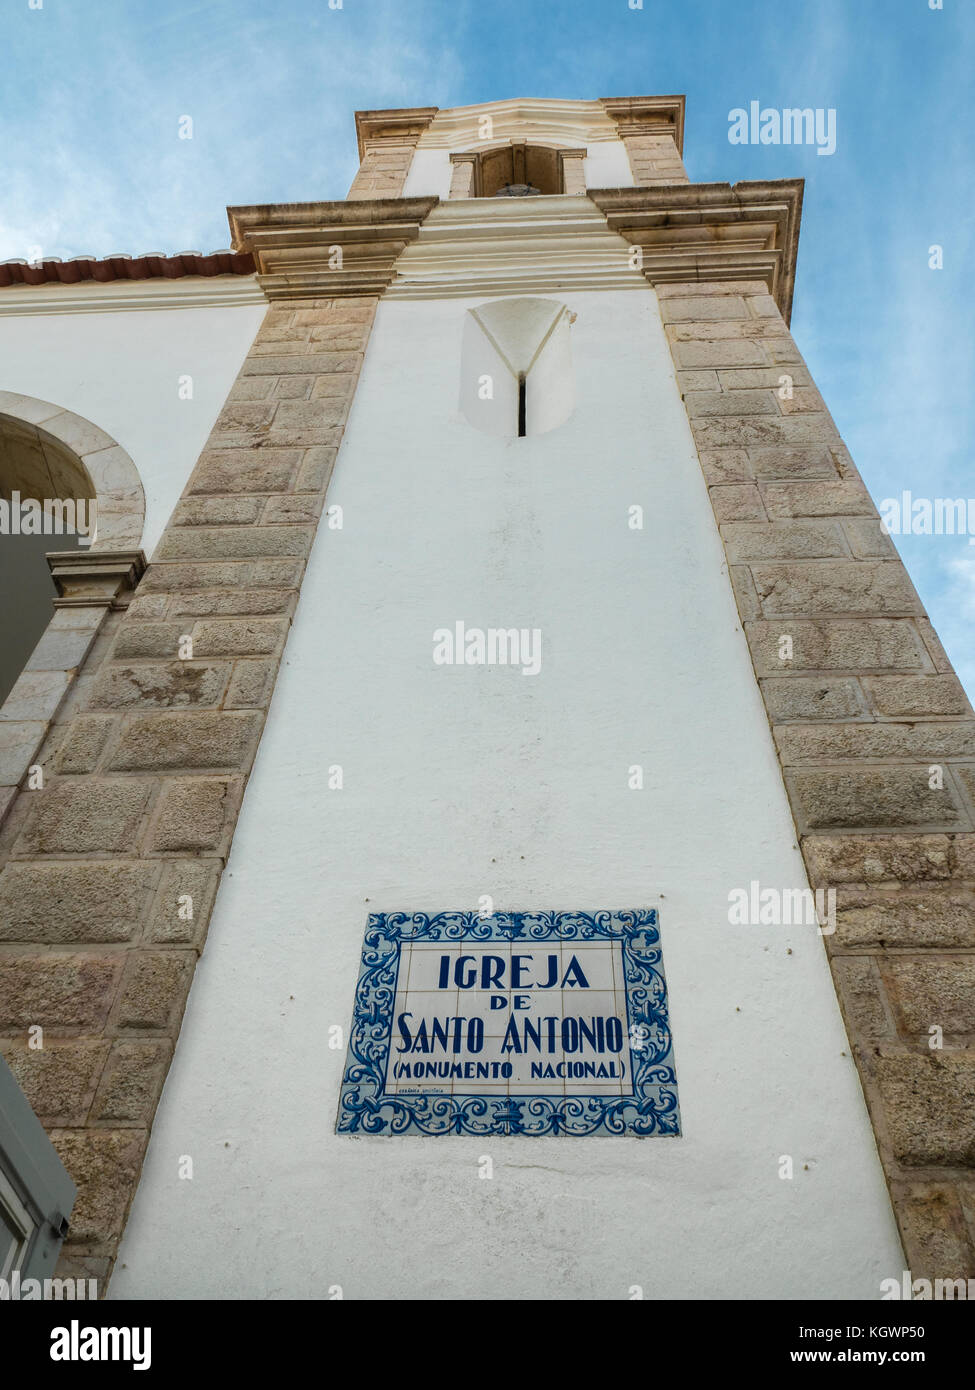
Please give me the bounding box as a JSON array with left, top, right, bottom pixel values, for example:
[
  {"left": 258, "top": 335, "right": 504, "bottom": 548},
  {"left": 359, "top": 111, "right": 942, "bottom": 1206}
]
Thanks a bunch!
[
  {"left": 227, "top": 197, "right": 440, "bottom": 299},
  {"left": 354, "top": 106, "right": 439, "bottom": 158},
  {"left": 588, "top": 179, "right": 803, "bottom": 323},
  {"left": 384, "top": 195, "right": 648, "bottom": 300},
  {"left": 47, "top": 549, "right": 147, "bottom": 609},
  {"left": 600, "top": 96, "right": 686, "bottom": 154},
  {"left": 417, "top": 98, "right": 622, "bottom": 149},
  {"left": 0, "top": 276, "right": 267, "bottom": 316}
]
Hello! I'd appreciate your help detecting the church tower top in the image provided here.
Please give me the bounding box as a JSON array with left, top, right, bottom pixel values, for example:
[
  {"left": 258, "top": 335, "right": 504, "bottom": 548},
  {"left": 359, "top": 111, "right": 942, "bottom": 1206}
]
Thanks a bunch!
[
  {"left": 354, "top": 94, "right": 685, "bottom": 159},
  {"left": 226, "top": 90, "right": 801, "bottom": 320},
  {"left": 348, "top": 95, "right": 688, "bottom": 201}
]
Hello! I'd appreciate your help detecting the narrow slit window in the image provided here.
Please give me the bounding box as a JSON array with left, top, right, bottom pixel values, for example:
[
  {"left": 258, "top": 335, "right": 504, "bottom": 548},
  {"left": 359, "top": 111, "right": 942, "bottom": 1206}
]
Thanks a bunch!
[{"left": 460, "top": 298, "right": 574, "bottom": 439}]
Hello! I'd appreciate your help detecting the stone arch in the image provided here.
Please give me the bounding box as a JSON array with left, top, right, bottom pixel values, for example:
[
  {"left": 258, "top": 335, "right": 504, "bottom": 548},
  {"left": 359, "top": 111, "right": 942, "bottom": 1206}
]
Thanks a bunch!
[
  {"left": 0, "top": 392, "right": 146, "bottom": 729},
  {"left": 0, "top": 391, "right": 145, "bottom": 551},
  {"left": 449, "top": 141, "right": 587, "bottom": 198}
]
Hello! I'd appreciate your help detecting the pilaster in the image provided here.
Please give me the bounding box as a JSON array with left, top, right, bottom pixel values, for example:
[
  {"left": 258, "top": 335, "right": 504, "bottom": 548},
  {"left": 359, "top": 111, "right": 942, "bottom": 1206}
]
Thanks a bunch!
[
  {"left": 660, "top": 278, "right": 975, "bottom": 1282},
  {"left": 589, "top": 181, "right": 803, "bottom": 324},
  {"left": 0, "top": 554, "right": 146, "bottom": 834},
  {"left": 227, "top": 197, "right": 439, "bottom": 299},
  {"left": 0, "top": 294, "right": 379, "bottom": 1289},
  {"left": 348, "top": 106, "right": 438, "bottom": 200},
  {"left": 449, "top": 152, "right": 477, "bottom": 199},
  {"left": 600, "top": 95, "right": 689, "bottom": 184}
]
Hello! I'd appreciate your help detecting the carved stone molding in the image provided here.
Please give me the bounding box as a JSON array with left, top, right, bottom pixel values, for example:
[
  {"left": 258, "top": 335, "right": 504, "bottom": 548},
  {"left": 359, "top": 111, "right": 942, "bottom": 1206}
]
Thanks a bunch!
[
  {"left": 600, "top": 95, "right": 686, "bottom": 153},
  {"left": 448, "top": 146, "right": 588, "bottom": 199},
  {"left": 449, "top": 152, "right": 478, "bottom": 199},
  {"left": 47, "top": 550, "right": 147, "bottom": 610},
  {"left": 558, "top": 149, "right": 588, "bottom": 195},
  {"left": 354, "top": 106, "right": 439, "bottom": 159},
  {"left": 0, "top": 393, "right": 146, "bottom": 551},
  {"left": 0, "top": 552, "right": 146, "bottom": 828},
  {"left": 588, "top": 180, "right": 804, "bottom": 324},
  {"left": 385, "top": 195, "right": 648, "bottom": 300},
  {"left": 348, "top": 107, "right": 440, "bottom": 200},
  {"left": 227, "top": 198, "right": 440, "bottom": 299}
]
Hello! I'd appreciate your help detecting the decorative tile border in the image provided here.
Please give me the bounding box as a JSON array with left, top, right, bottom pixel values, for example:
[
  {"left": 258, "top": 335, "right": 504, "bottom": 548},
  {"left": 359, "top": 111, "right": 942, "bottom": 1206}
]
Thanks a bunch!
[{"left": 338, "top": 909, "right": 681, "bottom": 1138}]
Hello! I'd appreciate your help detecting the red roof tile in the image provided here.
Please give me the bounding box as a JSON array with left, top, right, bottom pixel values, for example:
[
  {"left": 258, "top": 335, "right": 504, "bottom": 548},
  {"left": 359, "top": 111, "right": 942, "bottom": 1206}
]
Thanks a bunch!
[{"left": 0, "top": 249, "right": 255, "bottom": 288}]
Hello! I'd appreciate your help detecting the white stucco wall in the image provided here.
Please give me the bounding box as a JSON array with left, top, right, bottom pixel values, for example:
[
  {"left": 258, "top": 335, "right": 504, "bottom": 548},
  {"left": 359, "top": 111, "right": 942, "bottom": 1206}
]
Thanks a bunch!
[
  {"left": 0, "top": 289, "right": 266, "bottom": 554},
  {"left": 403, "top": 148, "right": 452, "bottom": 200},
  {"left": 582, "top": 140, "right": 633, "bottom": 187},
  {"left": 112, "top": 287, "right": 903, "bottom": 1301},
  {"left": 403, "top": 140, "right": 633, "bottom": 200}
]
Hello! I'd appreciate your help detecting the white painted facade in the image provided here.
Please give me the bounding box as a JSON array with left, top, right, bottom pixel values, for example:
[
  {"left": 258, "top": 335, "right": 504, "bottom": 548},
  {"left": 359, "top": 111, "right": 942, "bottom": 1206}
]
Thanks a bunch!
[
  {"left": 0, "top": 281, "right": 266, "bottom": 555},
  {"left": 0, "top": 99, "right": 905, "bottom": 1300},
  {"left": 110, "top": 282, "right": 903, "bottom": 1300}
]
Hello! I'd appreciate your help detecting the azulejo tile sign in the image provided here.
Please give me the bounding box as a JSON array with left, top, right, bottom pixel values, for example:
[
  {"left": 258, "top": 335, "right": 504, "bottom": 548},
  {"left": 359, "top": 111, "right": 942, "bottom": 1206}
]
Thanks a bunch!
[{"left": 337, "top": 909, "right": 681, "bottom": 1137}]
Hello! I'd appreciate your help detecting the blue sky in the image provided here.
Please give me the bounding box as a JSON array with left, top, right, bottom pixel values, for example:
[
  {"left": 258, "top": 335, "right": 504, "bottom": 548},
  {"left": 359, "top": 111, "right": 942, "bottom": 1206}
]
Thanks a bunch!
[{"left": 3, "top": 0, "right": 973, "bottom": 691}]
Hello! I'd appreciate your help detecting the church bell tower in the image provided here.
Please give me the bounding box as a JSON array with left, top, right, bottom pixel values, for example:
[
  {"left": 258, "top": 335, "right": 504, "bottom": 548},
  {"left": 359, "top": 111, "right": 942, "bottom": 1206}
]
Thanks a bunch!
[{"left": 2, "top": 94, "right": 972, "bottom": 1301}]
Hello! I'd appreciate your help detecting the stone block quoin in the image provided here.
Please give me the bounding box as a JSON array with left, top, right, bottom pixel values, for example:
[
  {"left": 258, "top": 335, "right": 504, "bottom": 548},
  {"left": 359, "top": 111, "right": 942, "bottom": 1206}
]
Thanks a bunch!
[
  {"left": 600, "top": 95, "right": 689, "bottom": 185},
  {"left": 348, "top": 106, "right": 438, "bottom": 200},
  {"left": 0, "top": 294, "right": 379, "bottom": 1286},
  {"left": 661, "top": 278, "right": 975, "bottom": 1282}
]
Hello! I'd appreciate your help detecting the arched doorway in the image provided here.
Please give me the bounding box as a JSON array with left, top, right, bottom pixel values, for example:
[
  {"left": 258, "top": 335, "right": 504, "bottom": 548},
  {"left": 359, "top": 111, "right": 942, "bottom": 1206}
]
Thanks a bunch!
[
  {"left": 0, "top": 419, "right": 93, "bottom": 705},
  {"left": 0, "top": 394, "right": 145, "bottom": 707}
]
